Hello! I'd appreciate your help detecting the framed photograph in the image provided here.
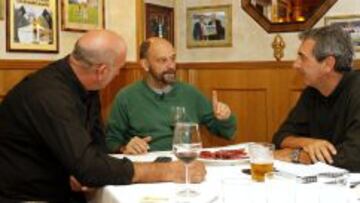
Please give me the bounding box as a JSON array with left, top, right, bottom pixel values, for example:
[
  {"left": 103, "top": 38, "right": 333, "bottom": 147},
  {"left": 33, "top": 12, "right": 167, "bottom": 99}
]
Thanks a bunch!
[
  {"left": 145, "top": 3, "right": 174, "bottom": 45},
  {"left": 6, "top": 0, "right": 59, "bottom": 53},
  {"left": 0, "top": 0, "right": 4, "bottom": 20},
  {"left": 325, "top": 15, "right": 360, "bottom": 51},
  {"left": 187, "top": 5, "right": 232, "bottom": 48},
  {"left": 62, "top": 0, "right": 105, "bottom": 32}
]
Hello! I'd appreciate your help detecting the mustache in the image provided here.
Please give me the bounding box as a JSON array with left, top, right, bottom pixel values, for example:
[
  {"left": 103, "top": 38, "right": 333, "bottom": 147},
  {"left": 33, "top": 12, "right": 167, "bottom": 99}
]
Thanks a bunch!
[{"left": 163, "top": 70, "right": 176, "bottom": 75}]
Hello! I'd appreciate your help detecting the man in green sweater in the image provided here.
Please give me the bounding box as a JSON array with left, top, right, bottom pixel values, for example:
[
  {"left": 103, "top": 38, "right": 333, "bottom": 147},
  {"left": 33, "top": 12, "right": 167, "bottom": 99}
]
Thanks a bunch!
[{"left": 106, "top": 37, "right": 236, "bottom": 154}]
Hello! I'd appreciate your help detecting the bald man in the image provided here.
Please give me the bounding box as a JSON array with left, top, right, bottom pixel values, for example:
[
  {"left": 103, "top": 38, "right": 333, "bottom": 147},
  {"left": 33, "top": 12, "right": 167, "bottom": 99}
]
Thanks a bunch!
[
  {"left": 106, "top": 37, "right": 236, "bottom": 154},
  {"left": 0, "top": 30, "right": 205, "bottom": 202}
]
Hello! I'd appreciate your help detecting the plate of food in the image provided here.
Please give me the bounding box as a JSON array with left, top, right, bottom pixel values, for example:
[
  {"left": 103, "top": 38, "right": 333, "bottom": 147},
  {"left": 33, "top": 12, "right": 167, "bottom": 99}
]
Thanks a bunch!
[{"left": 198, "top": 148, "right": 249, "bottom": 166}]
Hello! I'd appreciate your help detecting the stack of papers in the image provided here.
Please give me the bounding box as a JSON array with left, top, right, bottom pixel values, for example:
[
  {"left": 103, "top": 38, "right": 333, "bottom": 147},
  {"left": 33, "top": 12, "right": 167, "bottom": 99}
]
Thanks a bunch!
[{"left": 275, "top": 160, "right": 348, "bottom": 183}]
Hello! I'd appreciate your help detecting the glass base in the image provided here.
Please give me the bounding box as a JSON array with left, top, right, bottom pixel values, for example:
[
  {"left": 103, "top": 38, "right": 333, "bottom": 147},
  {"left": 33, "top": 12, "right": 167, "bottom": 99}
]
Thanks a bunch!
[{"left": 176, "top": 188, "right": 200, "bottom": 198}]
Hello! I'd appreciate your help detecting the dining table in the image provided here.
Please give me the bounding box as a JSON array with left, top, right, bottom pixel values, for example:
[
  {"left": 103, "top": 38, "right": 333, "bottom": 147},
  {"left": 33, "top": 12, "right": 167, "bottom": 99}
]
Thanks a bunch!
[{"left": 90, "top": 143, "right": 360, "bottom": 203}]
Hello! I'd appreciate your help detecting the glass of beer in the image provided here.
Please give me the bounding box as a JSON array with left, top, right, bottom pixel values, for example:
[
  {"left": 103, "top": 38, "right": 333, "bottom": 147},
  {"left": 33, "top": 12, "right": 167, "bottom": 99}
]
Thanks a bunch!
[{"left": 249, "top": 143, "right": 274, "bottom": 182}]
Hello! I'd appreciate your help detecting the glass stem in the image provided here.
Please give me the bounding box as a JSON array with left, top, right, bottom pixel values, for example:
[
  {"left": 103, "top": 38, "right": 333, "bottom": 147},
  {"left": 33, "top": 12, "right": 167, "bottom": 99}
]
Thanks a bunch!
[{"left": 185, "top": 163, "right": 190, "bottom": 190}]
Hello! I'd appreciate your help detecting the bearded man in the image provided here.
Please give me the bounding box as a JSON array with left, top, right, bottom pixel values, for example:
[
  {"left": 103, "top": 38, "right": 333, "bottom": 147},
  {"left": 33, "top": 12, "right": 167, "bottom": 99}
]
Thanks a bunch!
[{"left": 106, "top": 37, "right": 237, "bottom": 154}]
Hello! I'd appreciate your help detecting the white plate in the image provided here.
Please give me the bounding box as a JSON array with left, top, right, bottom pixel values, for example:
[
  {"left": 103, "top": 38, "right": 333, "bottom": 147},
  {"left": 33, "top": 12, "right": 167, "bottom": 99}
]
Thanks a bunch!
[
  {"left": 198, "top": 145, "right": 249, "bottom": 166},
  {"left": 198, "top": 157, "right": 249, "bottom": 166}
]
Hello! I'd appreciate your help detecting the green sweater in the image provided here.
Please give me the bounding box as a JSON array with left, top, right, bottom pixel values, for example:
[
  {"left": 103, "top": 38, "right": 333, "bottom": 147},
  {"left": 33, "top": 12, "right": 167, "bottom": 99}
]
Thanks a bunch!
[{"left": 106, "top": 80, "right": 236, "bottom": 152}]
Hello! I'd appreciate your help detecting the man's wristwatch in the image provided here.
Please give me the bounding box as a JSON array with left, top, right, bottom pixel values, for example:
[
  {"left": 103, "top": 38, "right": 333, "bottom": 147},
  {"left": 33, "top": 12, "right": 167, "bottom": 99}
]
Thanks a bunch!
[{"left": 290, "top": 148, "right": 302, "bottom": 163}]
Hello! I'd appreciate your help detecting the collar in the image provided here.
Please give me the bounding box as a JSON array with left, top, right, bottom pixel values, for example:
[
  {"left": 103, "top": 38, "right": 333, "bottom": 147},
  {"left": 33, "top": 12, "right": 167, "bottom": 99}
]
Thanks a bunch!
[
  {"left": 57, "top": 55, "right": 90, "bottom": 102},
  {"left": 142, "top": 79, "right": 175, "bottom": 96},
  {"left": 320, "top": 69, "right": 352, "bottom": 102}
]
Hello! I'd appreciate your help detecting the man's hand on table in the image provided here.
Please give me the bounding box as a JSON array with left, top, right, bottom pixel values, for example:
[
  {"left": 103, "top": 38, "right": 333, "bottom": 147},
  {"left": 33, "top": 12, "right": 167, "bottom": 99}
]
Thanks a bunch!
[
  {"left": 280, "top": 136, "right": 337, "bottom": 164},
  {"left": 301, "top": 138, "right": 336, "bottom": 164},
  {"left": 274, "top": 148, "right": 312, "bottom": 164},
  {"left": 171, "top": 160, "right": 206, "bottom": 183},
  {"left": 122, "top": 136, "right": 152, "bottom": 154},
  {"left": 132, "top": 160, "right": 206, "bottom": 183}
]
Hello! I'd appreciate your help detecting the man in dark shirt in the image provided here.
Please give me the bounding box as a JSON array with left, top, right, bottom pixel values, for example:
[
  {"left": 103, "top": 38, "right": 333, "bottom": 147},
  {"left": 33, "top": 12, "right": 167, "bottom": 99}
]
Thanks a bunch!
[
  {"left": 0, "top": 30, "right": 206, "bottom": 202},
  {"left": 272, "top": 25, "right": 360, "bottom": 172}
]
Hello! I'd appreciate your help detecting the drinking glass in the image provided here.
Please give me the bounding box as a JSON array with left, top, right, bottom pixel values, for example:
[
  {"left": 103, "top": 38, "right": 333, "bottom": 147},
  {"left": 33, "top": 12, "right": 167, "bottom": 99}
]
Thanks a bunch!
[
  {"left": 172, "top": 122, "right": 202, "bottom": 198},
  {"left": 248, "top": 142, "right": 274, "bottom": 182},
  {"left": 170, "top": 106, "right": 187, "bottom": 126}
]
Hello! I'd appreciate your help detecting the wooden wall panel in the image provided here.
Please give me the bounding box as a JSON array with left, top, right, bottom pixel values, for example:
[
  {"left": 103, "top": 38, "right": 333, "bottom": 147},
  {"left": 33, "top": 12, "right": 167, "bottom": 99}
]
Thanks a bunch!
[
  {"left": 187, "top": 68, "right": 276, "bottom": 145},
  {"left": 1, "top": 59, "right": 360, "bottom": 147},
  {"left": 0, "top": 59, "right": 50, "bottom": 101},
  {"left": 101, "top": 63, "right": 144, "bottom": 119}
]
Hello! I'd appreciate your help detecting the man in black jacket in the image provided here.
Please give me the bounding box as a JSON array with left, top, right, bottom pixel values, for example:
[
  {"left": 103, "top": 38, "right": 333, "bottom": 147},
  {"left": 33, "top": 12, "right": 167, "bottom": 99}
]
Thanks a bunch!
[
  {"left": 273, "top": 25, "right": 360, "bottom": 172},
  {"left": 0, "top": 30, "right": 205, "bottom": 202}
]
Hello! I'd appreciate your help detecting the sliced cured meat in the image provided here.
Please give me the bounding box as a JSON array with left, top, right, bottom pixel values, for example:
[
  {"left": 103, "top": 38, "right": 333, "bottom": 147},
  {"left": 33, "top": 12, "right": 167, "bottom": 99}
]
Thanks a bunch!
[{"left": 199, "top": 148, "right": 247, "bottom": 160}]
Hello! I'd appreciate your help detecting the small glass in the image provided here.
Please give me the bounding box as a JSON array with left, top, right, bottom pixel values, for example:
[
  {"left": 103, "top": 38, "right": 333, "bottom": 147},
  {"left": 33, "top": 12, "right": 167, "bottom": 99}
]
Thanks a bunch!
[
  {"left": 171, "top": 106, "right": 187, "bottom": 125},
  {"left": 248, "top": 142, "right": 274, "bottom": 182},
  {"left": 172, "top": 122, "right": 202, "bottom": 198}
]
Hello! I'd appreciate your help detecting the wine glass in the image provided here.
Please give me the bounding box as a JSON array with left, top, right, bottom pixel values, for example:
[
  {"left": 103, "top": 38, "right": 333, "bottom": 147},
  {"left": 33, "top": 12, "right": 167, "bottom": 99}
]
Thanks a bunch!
[
  {"left": 172, "top": 122, "right": 202, "bottom": 198},
  {"left": 170, "top": 106, "right": 187, "bottom": 128}
]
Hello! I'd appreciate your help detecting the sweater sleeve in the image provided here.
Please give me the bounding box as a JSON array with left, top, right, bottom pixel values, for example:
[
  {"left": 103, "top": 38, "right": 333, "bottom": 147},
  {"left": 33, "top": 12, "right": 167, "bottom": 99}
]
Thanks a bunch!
[
  {"left": 106, "top": 93, "right": 131, "bottom": 153},
  {"left": 195, "top": 88, "right": 236, "bottom": 139}
]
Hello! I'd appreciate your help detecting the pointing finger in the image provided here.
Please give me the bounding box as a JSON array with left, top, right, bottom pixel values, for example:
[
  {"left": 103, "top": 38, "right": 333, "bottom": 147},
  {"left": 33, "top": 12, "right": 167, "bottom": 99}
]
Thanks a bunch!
[{"left": 212, "top": 90, "right": 218, "bottom": 112}]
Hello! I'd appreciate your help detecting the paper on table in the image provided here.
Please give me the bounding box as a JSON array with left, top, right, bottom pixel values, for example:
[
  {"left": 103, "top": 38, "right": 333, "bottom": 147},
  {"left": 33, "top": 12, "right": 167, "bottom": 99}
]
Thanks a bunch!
[{"left": 275, "top": 160, "right": 348, "bottom": 183}]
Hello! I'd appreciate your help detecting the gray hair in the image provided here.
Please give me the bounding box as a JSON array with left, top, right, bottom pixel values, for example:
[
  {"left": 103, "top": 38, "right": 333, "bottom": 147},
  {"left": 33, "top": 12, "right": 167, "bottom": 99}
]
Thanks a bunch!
[
  {"left": 299, "top": 24, "right": 354, "bottom": 72},
  {"left": 72, "top": 41, "right": 118, "bottom": 69}
]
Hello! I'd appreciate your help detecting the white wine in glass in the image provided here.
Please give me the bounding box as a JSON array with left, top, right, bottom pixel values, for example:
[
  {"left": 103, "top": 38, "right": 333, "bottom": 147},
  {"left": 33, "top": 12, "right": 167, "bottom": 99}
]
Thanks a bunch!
[{"left": 173, "top": 122, "right": 202, "bottom": 198}]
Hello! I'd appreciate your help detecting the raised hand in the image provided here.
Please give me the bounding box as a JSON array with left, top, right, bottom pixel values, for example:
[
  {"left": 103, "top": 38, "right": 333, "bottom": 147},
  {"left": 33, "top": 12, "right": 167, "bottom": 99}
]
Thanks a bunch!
[
  {"left": 212, "top": 90, "right": 231, "bottom": 120},
  {"left": 123, "top": 136, "right": 152, "bottom": 155}
]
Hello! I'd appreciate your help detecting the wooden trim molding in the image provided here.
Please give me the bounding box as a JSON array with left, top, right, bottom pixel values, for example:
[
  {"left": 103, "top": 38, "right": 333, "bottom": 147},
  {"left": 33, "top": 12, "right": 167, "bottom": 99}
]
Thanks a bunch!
[
  {"left": 136, "top": 0, "right": 145, "bottom": 61},
  {"left": 178, "top": 59, "right": 360, "bottom": 70},
  {"left": 177, "top": 61, "right": 294, "bottom": 69},
  {"left": 1, "top": 59, "right": 359, "bottom": 70},
  {"left": 0, "top": 59, "right": 52, "bottom": 70}
]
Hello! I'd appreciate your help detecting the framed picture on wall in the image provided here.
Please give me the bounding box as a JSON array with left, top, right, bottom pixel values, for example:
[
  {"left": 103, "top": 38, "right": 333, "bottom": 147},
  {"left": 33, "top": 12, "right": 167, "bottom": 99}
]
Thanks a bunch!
[
  {"left": 325, "top": 15, "right": 360, "bottom": 52},
  {"left": 187, "top": 5, "right": 232, "bottom": 48},
  {"left": 0, "top": 0, "right": 4, "bottom": 20},
  {"left": 62, "top": 0, "right": 105, "bottom": 32},
  {"left": 6, "top": 0, "right": 59, "bottom": 53},
  {"left": 145, "top": 3, "right": 174, "bottom": 45}
]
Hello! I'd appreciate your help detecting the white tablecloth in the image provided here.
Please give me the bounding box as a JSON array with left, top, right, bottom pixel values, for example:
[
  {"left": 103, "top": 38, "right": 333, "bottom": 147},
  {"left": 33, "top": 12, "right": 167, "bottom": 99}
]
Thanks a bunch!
[{"left": 91, "top": 144, "right": 360, "bottom": 203}]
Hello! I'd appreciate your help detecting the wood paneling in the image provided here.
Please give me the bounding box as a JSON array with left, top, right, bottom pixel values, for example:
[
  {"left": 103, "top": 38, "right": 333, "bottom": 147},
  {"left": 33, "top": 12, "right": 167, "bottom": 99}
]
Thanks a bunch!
[
  {"left": 0, "top": 60, "right": 51, "bottom": 100},
  {"left": 1, "top": 59, "right": 360, "bottom": 147},
  {"left": 101, "top": 62, "right": 144, "bottom": 119}
]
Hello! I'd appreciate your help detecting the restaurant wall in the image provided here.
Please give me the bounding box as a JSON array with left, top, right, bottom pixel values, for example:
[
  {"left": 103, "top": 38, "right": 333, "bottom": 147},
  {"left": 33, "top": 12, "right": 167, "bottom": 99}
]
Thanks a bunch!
[
  {"left": 1, "top": 0, "right": 360, "bottom": 146},
  {"left": 0, "top": 0, "right": 138, "bottom": 61},
  {"left": 175, "top": 0, "right": 360, "bottom": 62},
  {"left": 145, "top": 0, "right": 174, "bottom": 8}
]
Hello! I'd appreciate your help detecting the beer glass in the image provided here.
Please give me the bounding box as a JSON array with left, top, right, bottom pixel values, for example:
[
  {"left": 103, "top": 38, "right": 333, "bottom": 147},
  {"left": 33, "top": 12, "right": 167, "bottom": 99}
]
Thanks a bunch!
[{"left": 249, "top": 143, "right": 274, "bottom": 182}]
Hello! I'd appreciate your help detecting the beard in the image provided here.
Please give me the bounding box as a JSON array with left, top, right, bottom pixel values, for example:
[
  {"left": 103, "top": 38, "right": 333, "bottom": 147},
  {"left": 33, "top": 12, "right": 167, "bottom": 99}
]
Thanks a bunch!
[{"left": 149, "top": 65, "right": 176, "bottom": 85}]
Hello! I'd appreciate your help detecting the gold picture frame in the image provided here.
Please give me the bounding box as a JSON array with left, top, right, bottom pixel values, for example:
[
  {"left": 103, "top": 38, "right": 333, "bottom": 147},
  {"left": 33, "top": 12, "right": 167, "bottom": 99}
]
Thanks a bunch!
[
  {"left": 6, "top": 0, "right": 59, "bottom": 53},
  {"left": 0, "top": 0, "right": 4, "bottom": 20},
  {"left": 325, "top": 15, "right": 360, "bottom": 52},
  {"left": 187, "top": 5, "right": 232, "bottom": 48},
  {"left": 62, "top": 0, "right": 105, "bottom": 32}
]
